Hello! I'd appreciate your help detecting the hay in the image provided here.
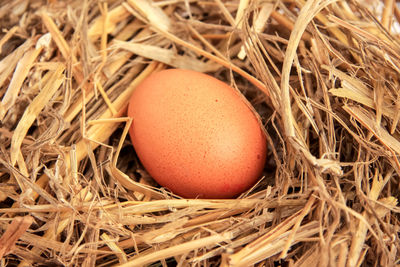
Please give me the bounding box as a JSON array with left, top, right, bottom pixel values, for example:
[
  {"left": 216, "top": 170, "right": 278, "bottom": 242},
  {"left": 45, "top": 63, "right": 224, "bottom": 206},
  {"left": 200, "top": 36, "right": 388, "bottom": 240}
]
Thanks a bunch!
[{"left": 0, "top": 0, "right": 399, "bottom": 266}]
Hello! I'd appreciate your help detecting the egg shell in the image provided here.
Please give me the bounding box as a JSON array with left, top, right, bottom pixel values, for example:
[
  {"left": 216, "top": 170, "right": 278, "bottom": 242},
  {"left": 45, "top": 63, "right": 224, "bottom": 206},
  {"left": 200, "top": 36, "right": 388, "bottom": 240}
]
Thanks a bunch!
[{"left": 128, "top": 69, "right": 266, "bottom": 199}]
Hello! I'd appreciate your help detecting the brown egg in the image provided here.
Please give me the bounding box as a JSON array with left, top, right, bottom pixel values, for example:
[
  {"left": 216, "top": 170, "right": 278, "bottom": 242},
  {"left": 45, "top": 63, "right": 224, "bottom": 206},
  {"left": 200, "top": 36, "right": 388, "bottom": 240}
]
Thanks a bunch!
[{"left": 128, "top": 69, "right": 266, "bottom": 198}]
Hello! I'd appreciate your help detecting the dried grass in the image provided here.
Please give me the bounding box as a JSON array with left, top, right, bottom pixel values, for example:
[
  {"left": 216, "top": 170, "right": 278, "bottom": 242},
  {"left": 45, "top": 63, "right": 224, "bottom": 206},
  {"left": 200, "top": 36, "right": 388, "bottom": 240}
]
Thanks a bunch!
[{"left": 0, "top": 0, "right": 400, "bottom": 266}]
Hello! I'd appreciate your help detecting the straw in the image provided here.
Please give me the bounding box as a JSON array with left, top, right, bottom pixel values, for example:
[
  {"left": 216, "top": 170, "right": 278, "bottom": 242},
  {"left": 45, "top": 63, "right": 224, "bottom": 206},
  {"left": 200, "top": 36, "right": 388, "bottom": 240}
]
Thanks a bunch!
[{"left": 1, "top": 0, "right": 400, "bottom": 266}]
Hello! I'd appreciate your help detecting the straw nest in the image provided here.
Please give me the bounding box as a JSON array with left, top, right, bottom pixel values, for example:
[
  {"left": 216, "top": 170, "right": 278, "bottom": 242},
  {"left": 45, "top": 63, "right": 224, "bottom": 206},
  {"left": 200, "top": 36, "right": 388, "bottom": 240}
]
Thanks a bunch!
[{"left": 1, "top": 0, "right": 400, "bottom": 266}]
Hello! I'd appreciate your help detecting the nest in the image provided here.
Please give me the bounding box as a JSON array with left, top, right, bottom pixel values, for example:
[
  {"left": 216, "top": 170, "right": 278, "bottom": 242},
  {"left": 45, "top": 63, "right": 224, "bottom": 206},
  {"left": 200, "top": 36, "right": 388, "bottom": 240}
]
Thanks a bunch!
[{"left": 1, "top": 0, "right": 400, "bottom": 266}]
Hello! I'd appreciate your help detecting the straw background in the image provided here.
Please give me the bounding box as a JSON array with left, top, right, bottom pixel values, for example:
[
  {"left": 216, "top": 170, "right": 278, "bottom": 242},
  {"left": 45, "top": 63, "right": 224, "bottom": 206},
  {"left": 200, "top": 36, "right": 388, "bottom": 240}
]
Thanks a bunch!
[{"left": 1, "top": 0, "right": 400, "bottom": 266}]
